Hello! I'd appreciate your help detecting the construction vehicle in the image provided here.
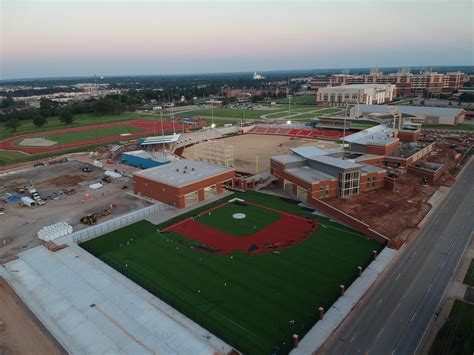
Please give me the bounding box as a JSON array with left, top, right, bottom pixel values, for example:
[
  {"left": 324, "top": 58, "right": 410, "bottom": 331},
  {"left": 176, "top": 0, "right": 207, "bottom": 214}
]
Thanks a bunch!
[
  {"left": 102, "top": 176, "right": 112, "bottom": 184},
  {"left": 80, "top": 213, "right": 100, "bottom": 225}
]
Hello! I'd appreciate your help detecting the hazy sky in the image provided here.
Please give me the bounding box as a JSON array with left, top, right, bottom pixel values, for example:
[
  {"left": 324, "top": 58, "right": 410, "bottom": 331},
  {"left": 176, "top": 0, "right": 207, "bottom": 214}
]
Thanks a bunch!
[{"left": 1, "top": 0, "right": 473, "bottom": 79}]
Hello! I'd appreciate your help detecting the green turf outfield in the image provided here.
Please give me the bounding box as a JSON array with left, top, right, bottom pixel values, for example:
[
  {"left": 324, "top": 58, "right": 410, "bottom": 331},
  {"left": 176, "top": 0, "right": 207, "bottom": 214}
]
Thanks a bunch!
[
  {"left": 81, "top": 191, "right": 382, "bottom": 355},
  {"left": 0, "top": 150, "right": 29, "bottom": 165},
  {"left": 19, "top": 125, "right": 146, "bottom": 145},
  {"left": 196, "top": 201, "right": 280, "bottom": 236}
]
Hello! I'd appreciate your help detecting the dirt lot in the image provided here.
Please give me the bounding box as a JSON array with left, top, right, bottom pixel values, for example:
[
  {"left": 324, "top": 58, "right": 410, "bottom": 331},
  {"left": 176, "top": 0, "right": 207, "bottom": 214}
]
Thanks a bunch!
[
  {"left": 0, "top": 278, "right": 64, "bottom": 355},
  {"left": 183, "top": 134, "right": 341, "bottom": 174},
  {"left": 326, "top": 174, "right": 437, "bottom": 248},
  {"left": 0, "top": 160, "right": 150, "bottom": 259}
]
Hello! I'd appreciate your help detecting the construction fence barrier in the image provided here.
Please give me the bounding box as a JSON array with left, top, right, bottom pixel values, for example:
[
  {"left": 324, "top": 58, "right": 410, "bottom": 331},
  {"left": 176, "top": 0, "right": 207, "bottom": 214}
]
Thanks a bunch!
[{"left": 71, "top": 203, "right": 168, "bottom": 244}]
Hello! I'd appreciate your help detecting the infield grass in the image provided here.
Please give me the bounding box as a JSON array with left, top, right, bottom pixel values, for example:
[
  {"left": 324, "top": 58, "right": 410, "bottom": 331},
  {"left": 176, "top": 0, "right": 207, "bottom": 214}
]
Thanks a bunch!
[
  {"left": 197, "top": 202, "right": 280, "bottom": 236},
  {"left": 81, "top": 191, "right": 382, "bottom": 355}
]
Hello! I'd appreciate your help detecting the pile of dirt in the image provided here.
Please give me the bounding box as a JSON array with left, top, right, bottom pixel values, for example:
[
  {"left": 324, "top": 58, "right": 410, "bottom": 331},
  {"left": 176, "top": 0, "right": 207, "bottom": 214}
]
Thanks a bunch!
[{"left": 326, "top": 174, "right": 436, "bottom": 246}]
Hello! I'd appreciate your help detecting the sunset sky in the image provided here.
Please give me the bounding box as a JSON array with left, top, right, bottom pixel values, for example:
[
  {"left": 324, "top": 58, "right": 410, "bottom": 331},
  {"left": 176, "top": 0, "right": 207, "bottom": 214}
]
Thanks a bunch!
[{"left": 1, "top": 0, "right": 473, "bottom": 79}]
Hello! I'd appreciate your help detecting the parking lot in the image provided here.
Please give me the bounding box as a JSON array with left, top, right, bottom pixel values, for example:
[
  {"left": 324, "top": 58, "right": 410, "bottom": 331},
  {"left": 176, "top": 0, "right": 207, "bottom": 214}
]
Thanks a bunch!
[{"left": 0, "top": 160, "right": 150, "bottom": 259}]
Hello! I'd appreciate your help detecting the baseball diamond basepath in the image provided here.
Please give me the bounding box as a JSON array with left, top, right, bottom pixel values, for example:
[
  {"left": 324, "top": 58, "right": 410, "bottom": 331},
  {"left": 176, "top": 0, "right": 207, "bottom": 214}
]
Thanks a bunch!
[{"left": 81, "top": 191, "right": 382, "bottom": 354}]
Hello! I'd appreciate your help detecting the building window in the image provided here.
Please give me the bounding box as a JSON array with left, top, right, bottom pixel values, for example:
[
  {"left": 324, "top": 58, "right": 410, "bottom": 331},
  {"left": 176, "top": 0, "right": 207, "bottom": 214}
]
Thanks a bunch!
[
  {"left": 372, "top": 176, "right": 377, "bottom": 187},
  {"left": 320, "top": 186, "right": 324, "bottom": 198},
  {"left": 338, "top": 170, "right": 360, "bottom": 197},
  {"left": 325, "top": 185, "right": 330, "bottom": 197}
]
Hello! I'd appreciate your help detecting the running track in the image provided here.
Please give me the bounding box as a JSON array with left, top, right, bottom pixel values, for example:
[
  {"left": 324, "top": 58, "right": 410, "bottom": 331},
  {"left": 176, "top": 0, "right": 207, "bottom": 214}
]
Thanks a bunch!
[{"left": 0, "top": 119, "right": 184, "bottom": 154}]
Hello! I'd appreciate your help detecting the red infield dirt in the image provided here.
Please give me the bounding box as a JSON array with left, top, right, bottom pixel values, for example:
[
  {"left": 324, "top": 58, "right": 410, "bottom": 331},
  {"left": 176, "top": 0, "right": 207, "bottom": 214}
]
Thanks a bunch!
[
  {"left": 164, "top": 203, "right": 318, "bottom": 254},
  {"left": 0, "top": 119, "right": 184, "bottom": 154}
]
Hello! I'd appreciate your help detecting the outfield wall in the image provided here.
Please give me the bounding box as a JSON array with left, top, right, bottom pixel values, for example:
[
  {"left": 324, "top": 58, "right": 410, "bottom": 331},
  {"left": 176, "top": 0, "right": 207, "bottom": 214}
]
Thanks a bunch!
[
  {"left": 56, "top": 203, "right": 168, "bottom": 245},
  {"left": 308, "top": 197, "right": 390, "bottom": 246}
]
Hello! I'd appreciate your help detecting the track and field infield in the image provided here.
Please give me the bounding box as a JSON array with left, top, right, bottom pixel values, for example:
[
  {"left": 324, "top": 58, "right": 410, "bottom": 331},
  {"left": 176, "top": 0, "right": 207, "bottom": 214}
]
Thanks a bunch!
[
  {"left": 1, "top": 119, "right": 183, "bottom": 154},
  {"left": 81, "top": 191, "right": 383, "bottom": 355}
]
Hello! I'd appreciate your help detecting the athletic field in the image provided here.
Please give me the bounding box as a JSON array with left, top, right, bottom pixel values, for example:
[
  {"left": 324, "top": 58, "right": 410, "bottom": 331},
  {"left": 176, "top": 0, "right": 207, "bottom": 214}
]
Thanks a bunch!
[{"left": 81, "top": 191, "right": 382, "bottom": 354}]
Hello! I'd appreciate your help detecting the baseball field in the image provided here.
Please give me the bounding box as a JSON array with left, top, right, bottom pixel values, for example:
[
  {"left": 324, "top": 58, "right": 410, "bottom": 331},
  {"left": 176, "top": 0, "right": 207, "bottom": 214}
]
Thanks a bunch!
[{"left": 81, "top": 191, "right": 382, "bottom": 354}]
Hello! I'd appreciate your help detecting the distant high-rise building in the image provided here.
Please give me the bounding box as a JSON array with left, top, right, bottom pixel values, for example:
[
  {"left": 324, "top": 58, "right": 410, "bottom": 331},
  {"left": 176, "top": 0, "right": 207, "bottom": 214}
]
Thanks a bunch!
[{"left": 310, "top": 71, "right": 465, "bottom": 97}]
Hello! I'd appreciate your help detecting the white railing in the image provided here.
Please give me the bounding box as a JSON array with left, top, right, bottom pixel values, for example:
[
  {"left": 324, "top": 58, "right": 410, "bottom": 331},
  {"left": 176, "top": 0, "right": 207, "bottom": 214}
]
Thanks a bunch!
[{"left": 70, "top": 203, "right": 168, "bottom": 244}]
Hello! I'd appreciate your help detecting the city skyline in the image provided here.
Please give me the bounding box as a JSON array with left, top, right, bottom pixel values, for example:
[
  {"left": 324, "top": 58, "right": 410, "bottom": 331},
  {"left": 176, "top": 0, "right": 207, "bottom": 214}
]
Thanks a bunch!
[{"left": 1, "top": 0, "right": 473, "bottom": 80}]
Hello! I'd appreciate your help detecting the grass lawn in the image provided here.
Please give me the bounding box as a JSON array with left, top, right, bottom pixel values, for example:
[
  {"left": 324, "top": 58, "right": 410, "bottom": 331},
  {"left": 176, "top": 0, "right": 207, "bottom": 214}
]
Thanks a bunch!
[
  {"left": 0, "top": 113, "right": 147, "bottom": 140},
  {"left": 423, "top": 123, "right": 474, "bottom": 131},
  {"left": 81, "top": 191, "right": 381, "bottom": 355},
  {"left": 192, "top": 108, "right": 271, "bottom": 119},
  {"left": 464, "top": 259, "right": 474, "bottom": 286},
  {"left": 430, "top": 300, "right": 474, "bottom": 355},
  {"left": 273, "top": 95, "right": 316, "bottom": 105},
  {"left": 0, "top": 150, "right": 29, "bottom": 166},
  {"left": 17, "top": 125, "right": 146, "bottom": 145},
  {"left": 197, "top": 202, "right": 280, "bottom": 236}
]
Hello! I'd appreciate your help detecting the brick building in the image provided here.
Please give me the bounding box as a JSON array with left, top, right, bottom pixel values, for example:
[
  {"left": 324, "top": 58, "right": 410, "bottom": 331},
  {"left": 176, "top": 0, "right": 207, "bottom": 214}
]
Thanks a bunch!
[
  {"left": 316, "top": 84, "right": 395, "bottom": 106},
  {"left": 310, "top": 71, "right": 465, "bottom": 97},
  {"left": 270, "top": 147, "right": 386, "bottom": 202},
  {"left": 133, "top": 159, "right": 235, "bottom": 208}
]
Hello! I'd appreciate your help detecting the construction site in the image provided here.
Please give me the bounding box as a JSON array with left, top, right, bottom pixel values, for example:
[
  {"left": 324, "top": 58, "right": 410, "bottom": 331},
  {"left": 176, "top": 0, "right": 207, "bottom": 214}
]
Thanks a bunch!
[
  {"left": 183, "top": 134, "right": 341, "bottom": 174},
  {"left": 0, "top": 109, "right": 472, "bottom": 355},
  {"left": 0, "top": 160, "right": 150, "bottom": 259}
]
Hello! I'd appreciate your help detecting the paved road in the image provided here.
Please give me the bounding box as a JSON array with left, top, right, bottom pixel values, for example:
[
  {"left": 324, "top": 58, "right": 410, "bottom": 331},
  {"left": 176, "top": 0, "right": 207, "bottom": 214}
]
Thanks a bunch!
[{"left": 320, "top": 158, "right": 474, "bottom": 355}]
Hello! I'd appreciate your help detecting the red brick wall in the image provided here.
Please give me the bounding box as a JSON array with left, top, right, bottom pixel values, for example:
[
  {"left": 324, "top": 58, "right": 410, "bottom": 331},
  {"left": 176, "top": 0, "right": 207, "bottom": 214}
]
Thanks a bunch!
[
  {"left": 307, "top": 196, "right": 391, "bottom": 246},
  {"left": 367, "top": 141, "right": 400, "bottom": 156},
  {"left": 407, "top": 165, "right": 446, "bottom": 183},
  {"left": 133, "top": 170, "right": 235, "bottom": 208},
  {"left": 360, "top": 171, "right": 386, "bottom": 192},
  {"left": 397, "top": 130, "right": 420, "bottom": 142}
]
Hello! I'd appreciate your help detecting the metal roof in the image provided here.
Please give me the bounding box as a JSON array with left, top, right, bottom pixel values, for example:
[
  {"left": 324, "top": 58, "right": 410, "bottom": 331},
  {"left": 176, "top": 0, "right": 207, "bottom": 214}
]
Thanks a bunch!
[
  {"left": 134, "top": 159, "right": 233, "bottom": 187},
  {"left": 141, "top": 134, "right": 181, "bottom": 146},
  {"left": 290, "top": 146, "right": 329, "bottom": 159},
  {"left": 285, "top": 167, "right": 335, "bottom": 183},
  {"left": 309, "top": 155, "right": 363, "bottom": 170},
  {"left": 344, "top": 124, "right": 398, "bottom": 145},
  {"left": 272, "top": 154, "right": 304, "bottom": 164},
  {"left": 361, "top": 165, "right": 386, "bottom": 173},
  {"left": 357, "top": 104, "right": 464, "bottom": 117}
]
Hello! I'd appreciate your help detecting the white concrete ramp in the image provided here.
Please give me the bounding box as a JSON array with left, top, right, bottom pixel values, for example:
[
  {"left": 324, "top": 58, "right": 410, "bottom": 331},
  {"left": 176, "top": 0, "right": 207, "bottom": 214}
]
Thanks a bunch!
[{"left": 0, "top": 244, "right": 233, "bottom": 355}]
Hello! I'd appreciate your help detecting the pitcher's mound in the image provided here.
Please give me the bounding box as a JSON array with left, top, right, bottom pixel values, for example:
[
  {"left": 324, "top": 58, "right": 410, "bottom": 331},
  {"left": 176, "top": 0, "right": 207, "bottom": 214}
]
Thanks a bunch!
[
  {"left": 19, "top": 137, "right": 57, "bottom": 147},
  {"left": 233, "top": 213, "right": 246, "bottom": 220}
]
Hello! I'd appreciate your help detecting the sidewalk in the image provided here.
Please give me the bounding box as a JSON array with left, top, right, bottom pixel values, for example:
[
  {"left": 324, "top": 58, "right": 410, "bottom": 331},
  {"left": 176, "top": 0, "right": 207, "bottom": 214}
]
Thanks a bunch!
[{"left": 419, "top": 237, "right": 474, "bottom": 354}]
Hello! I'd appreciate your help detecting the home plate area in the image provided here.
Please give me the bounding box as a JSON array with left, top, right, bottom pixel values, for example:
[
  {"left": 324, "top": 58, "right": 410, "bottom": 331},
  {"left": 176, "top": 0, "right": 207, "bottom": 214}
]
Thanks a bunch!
[{"left": 162, "top": 199, "right": 318, "bottom": 254}]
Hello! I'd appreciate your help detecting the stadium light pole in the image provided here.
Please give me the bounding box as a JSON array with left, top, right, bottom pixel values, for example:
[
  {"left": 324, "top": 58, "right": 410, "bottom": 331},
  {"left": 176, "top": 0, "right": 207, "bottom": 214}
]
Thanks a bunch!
[
  {"left": 211, "top": 100, "right": 215, "bottom": 128},
  {"left": 160, "top": 110, "right": 164, "bottom": 137},
  {"left": 171, "top": 105, "right": 176, "bottom": 135},
  {"left": 288, "top": 95, "right": 292, "bottom": 122}
]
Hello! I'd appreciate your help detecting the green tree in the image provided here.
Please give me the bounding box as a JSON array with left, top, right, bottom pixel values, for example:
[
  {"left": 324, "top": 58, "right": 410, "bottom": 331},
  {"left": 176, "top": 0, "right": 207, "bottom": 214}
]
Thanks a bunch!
[
  {"left": 32, "top": 113, "right": 48, "bottom": 128},
  {"left": 5, "top": 116, "right": 21, "bottom": 132},
  {"left": 39, "top": 98, "right": 59, "bottom": 117},
  {"left": 1, "top": 96, "right": 15, "bottom": 109},
  {"left": 59, "top": 109, "right": 74, "bottom": 124}
]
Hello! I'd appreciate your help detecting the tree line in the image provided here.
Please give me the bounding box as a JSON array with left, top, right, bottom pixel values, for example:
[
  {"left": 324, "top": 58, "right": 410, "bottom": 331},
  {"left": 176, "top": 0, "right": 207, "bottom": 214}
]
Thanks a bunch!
[{"left": 0, "top": 96, "right": 126, "bottom": 132}]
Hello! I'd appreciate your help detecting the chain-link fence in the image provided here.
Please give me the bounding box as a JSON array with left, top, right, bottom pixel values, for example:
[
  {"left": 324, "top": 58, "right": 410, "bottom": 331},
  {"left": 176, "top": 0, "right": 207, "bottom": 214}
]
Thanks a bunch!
[{"left": 71, "top": 203, "right": 168, "bottom": 244}]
